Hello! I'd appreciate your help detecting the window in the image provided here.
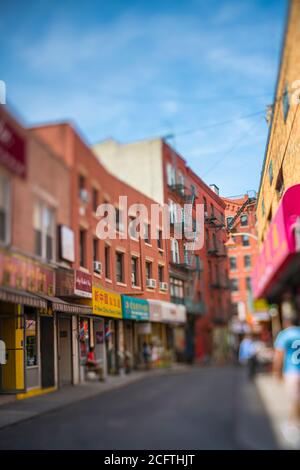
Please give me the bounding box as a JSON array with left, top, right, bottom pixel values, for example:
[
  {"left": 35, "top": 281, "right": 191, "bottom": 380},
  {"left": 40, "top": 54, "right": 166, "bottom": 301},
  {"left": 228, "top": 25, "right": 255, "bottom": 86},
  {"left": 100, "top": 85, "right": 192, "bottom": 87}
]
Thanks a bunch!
[
  {"left": 131, "top": 257, "right": 139, "bottom": 286},
  {"left": 145, "top": 261, "right": 152, "bottom": 280},
  {"left": 276, "top": 168, "right": 284, "bottom": 196},
  {"left": 79, "top": 229, "right": 86, "bottom": 267},
  {"left": 242, "top": 235, "right": 250, "bottom": 247},
  {"left": 104, "top": 245, "right": 111, "bottom": 279},
  {"left": 25, "top": 311, "right": 38, "bottom": 367},
  {"left": 240, "top": 214, "right": 248, "bottom": 226},
  {"left": 166, "top": 163, "right": 176, "bottom": 186},
  {"left": 232, "top": 303, "right": 238, "bottom": 316},
  {"left": 268, "top": 161, "right": 273, "bottom": 185},
  {"left": 226, "top": 216, "right": 234, "bottom": 228},
  {"left": 203, "top": 197, "right": 207, "bottom": 213},
  {"left": 34, "top": 202, "right": 55, "bottom": 261},
  {"left": 244, "top": 255, "right": 251, "bottom": 269},
  {"left": 157, "top": 229, "right": 163, "bottom": 249},
  {"left": 178, "top": 171, "right": 185, "bottom": 194},
  {"left": 282, "top": 83, "right": 290, "bottom": 121},
  {"left": 129, "top": 216, "right": 138, "bottom": 239},
  {"left": 116, "top": 208, "right": 124, "bottom": 232},
  {"left": 78, "top": 174, "right": 85, "bottom": 193},
  {"left": 93, "top": 238, "right": 99, "bottom": 264},
  {"left": 158, "top": 265, "right": 164, "bottom": 283},
  {"left": 262, "top": 199, "right": 265, "bottom": 217},
  {"left": 205, "top": 228, "right": 210, "bottom": 250},
  {"left": 116, "top": 252, "right": 124, "bottom": 283},
  {"left": 211, "top": 204, "right": 215, "bottom": 218},
  {"left": 170, "top": 277, "right": 184, "bottom": 302},
  {"left": 92, "top": 188, "right": 98, "bottom": 212},
  {"left": 169, "top": 200, "right": 177, "bottom": 224},
  {"left": 229, "top": 257, "right": 237, "bottom": 271},
  {"left": 246, "top": 277, "right": 252, "bottom": 291},
  {"left": 230, "top": 279, "right": 239, "bottom": 292},
  {"left": 171, "top": 238, "right": 180, "bottom": 264},
  {"left": 144, "top": 223, "right": 151, "bottom": 244},
  {"left": 0, "top": 175, "right": 10, "bottom": 244}
]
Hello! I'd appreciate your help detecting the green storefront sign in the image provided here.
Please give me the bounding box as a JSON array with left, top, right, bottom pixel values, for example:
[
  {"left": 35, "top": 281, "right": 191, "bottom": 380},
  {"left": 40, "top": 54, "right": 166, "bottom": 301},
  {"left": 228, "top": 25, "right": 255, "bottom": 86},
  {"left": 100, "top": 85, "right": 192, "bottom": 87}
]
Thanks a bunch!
[{"left": 121, "top": 295, "right": 150, "bottom": 321}]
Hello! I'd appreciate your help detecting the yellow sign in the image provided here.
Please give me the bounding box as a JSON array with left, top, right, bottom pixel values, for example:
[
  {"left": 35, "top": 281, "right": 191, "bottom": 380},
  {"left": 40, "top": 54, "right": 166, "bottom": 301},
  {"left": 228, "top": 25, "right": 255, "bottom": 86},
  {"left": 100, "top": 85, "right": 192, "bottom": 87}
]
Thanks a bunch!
[
  {"left": 92, "top": 287, "right": 122, "bottom": 319},
  {"left": 253, "top": 298, "right": 269, "bottom": 312}
]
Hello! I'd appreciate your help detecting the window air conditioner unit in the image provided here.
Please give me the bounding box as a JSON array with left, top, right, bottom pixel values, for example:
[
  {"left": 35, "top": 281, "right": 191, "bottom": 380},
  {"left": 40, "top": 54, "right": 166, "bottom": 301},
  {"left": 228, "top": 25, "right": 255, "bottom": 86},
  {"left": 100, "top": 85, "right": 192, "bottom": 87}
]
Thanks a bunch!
[
  {"left": 160, "top": 282, "right": 168, "bottom": 291},
  {"left": 146, "top": 278, "right": 156, "bottom": 288},
  {"left": 93, "top": 261, "right": 102, "bottom": 274}
]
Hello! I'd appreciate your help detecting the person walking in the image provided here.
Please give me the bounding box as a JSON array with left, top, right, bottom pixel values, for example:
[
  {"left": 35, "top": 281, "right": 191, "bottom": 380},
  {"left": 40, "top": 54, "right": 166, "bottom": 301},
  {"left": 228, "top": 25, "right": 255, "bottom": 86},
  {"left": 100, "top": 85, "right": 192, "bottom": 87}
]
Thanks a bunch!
[{"left": 273, "top": 308, "right": 300, "bottom": 446}]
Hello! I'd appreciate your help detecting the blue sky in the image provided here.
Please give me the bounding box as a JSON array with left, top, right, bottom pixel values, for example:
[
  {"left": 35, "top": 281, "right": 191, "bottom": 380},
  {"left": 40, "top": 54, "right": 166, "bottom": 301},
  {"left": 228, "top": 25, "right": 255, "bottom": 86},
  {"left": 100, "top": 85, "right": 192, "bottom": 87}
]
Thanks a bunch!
[{"left": 0, "top": 0, "right": 287, "bottom": 196}]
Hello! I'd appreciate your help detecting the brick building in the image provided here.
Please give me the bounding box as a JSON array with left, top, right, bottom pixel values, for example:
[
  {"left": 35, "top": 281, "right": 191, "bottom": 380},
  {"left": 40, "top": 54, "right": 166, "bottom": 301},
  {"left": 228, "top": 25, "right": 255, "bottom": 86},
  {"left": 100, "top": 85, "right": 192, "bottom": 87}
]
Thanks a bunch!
[
  {"left": 93, "top": 137, "right": 231, "bottom": 361},
  {"left": 253, "top": 0, "right": 300, "bottom": 325}
]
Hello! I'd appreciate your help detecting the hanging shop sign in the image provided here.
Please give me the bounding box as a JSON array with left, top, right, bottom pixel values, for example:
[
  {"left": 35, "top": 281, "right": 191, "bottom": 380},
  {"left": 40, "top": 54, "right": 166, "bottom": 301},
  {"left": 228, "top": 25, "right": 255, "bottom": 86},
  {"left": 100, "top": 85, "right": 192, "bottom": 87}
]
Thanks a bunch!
[
  {"left": 0, "top": 114, "right": 26, "bottom": 178},
  {"left": 149, "top": 299, "right": 186, "bottom": 324},
  {"left": 0, "top": 249, "right": 54, "bottom": 296},
  {"left": 252, "top": 184, "right": 300, "bottom": 299},
  {"left": 92, "top": 287, "right": 122, "bottom": 319},
  {"left": 121, "top": 295, "right": 150, "bottom": 321},
  {"left": 55, "top": 268, "right": 92, "bottom": 298}
]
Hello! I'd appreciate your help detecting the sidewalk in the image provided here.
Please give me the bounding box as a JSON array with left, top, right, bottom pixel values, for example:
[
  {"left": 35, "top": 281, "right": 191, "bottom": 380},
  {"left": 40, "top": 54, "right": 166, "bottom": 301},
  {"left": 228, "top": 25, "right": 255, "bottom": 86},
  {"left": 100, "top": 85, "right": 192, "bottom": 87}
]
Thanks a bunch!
[
  {"left": 255, "top": 373, "right": 299, "bottom": 450},
  {"left": 0, "top": 364, "right": 189, "bottom": 430}
]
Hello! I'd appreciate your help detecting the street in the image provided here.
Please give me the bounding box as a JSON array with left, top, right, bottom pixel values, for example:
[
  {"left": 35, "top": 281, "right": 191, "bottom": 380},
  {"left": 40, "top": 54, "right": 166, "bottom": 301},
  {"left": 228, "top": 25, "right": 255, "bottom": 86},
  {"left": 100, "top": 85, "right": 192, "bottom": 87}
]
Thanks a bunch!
[{"left": 0, "top": 367, "right": 278, "bottom": 450}]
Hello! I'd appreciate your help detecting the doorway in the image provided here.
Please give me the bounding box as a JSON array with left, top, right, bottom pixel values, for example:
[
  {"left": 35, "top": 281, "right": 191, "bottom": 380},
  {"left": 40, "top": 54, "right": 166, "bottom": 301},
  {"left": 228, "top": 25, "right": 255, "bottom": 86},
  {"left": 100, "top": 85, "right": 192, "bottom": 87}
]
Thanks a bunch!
[
  {"left": 58, "top": 317, "right": 72, "bottom": 386},
  {"left": 40, "top": 316, "right": 55, "bottom": 388}
]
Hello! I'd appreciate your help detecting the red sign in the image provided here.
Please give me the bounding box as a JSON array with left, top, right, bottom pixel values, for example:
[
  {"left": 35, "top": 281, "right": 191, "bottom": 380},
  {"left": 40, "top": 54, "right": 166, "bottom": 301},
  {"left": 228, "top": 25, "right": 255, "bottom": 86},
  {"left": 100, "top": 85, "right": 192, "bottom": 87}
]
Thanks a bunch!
[
  {"left": 0, "top": 116, "right": 26, "bottom": 178},
  {"left": 75, "top": 270, "right": 92, "bottom": 298},
  {"left": 0, "top": 250, "right": 55, "bottom": 295},
  {"left": 55, "top": 268, "right": 92, "bottom": 298}
]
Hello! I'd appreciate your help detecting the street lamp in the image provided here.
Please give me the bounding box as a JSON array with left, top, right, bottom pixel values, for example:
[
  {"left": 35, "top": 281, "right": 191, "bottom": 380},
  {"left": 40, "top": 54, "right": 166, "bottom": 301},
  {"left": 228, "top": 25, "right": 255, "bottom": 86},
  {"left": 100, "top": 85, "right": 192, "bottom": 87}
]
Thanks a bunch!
[{"left": 224, "top": 232, "right": 258, "bottom": 247}]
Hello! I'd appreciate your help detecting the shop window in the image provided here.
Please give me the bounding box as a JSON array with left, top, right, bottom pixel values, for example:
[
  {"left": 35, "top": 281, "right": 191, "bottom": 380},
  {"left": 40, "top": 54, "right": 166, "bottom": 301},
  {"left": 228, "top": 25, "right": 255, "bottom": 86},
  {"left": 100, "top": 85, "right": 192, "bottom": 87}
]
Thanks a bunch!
[
  {"left": 116, "top": 252, "right": 124, "bottom": 283},
  {"left": 105, "top": 245, "right": 111, "bottom": 279},
  {"left": 0, "top": 174, "right": 10, "bottom": 245},
  {"left": 145, "top": 261, "right": 152, "bottom": 280},
  {"left": 244, "top": 255, "right": 251, "bottom": 269},
  {"left": 229, "top": 257, "right": 237, "bottom": 271},
  {"left": 242, "top": 235, "right": 250, "bottom": 247},
  {"left": 131, "top": 257, "right": 139, "bottom": 286},
  {"left": 240, "top": 214, "right": 248, "bottom": 226},
  {"left": 34, "top": 201, "right": 55, "bottom": 261},
  {"left": 25, "top": 312, "right": 38, "bottom": 367},
  {"left": 282, "top": 83, "right": 290, "bottom": 121},
  {"left": 79, "top": 229, "right": 86, "bottom": 267}
]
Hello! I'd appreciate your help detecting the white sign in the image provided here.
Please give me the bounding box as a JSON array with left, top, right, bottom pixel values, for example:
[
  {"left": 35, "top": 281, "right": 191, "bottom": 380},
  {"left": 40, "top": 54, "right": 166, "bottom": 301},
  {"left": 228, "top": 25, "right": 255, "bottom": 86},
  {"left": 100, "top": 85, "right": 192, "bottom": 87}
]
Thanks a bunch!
[
  {"left": 0, "top": 340, "right": 6, "bottom": 365},
  {"left": 60, "top": 225, "right": 75, "bottom": 262}
]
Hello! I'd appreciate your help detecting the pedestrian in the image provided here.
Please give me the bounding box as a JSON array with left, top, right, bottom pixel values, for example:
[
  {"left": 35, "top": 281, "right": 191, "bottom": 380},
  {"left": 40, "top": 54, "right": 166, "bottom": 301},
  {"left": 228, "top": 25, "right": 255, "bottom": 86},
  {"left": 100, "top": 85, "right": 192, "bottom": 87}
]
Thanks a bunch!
[
  {"left": 142, "top": 342, "right": 150, "bottom": 369},
  {"left": 238, "top": 334, "right": 257, "bottom": 380},
  {"left": 273, "top": 307, "right": 300, "bottom": 446}
]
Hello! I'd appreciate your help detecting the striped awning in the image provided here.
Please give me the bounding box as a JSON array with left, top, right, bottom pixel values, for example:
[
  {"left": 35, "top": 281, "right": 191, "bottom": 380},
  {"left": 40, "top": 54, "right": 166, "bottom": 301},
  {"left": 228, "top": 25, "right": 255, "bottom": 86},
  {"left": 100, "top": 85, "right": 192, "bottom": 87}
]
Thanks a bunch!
[
  {"left": 35, "top": 294, "right": 92, "bottom": 315},
  {"left": 0, "top": 286, "right": 47, "bottom": 309}
]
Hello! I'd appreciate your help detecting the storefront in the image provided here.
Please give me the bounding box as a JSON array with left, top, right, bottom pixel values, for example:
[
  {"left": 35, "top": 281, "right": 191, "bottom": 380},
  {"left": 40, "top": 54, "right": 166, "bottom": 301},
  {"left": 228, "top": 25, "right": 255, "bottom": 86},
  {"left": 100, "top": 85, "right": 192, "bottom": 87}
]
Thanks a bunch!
[
  {"left": 92, "top": 286, "right": 122, "bottom": 376},
  {"left": 0, "top": 249, "right": 56, "bottom": 395},
  {"left": 252, "top": 184, "right": 300, "bottom": 327},
  {"left": 55, "top": 268, "right": 92, "bottom": 385},
  {"left": 121, "top": 295, "right": 150, "bottom": 371}
]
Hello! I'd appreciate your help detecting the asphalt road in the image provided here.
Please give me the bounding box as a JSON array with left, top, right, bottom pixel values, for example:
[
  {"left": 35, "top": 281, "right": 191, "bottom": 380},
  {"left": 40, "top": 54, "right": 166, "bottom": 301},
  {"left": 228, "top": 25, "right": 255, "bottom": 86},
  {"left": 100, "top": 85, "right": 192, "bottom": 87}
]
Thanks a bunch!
[{"left": 0, "top": 366, "right": 277, "bottom": 450}]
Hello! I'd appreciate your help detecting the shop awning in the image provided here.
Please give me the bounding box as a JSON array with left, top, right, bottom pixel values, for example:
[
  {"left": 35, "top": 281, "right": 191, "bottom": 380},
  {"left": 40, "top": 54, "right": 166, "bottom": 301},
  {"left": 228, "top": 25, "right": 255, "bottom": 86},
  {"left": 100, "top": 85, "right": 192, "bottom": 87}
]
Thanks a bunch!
[
  {"left": 0, "top": 286, "right": 47, "bottom": 308},
  {"left": 252, "top": 184, "right": 300, "bottom": 299},
  {"left": 36, "top": 294, "right": 92, "bottom": 315}
]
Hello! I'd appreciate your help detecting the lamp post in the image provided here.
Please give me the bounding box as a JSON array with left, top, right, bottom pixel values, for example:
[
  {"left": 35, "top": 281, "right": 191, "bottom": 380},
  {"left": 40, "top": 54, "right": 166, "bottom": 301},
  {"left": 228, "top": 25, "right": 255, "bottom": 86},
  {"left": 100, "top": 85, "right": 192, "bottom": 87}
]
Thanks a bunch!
[{"left": 224, "top": 232, "right": 258, "bottom": 247}]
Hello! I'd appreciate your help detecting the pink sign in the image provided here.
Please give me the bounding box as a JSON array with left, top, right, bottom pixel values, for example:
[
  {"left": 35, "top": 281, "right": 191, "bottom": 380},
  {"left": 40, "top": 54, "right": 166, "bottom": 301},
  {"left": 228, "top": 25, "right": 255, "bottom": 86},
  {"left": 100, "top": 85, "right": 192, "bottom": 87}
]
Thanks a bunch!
[
  {"left": 75, "top": 270, "right": 92, "bottom": 298},
  {"left": 252, "top": 184, "right": 300, "bottom": 299},
  {"left": 0, "top": 115, "right": 26, "bottom": 178}
]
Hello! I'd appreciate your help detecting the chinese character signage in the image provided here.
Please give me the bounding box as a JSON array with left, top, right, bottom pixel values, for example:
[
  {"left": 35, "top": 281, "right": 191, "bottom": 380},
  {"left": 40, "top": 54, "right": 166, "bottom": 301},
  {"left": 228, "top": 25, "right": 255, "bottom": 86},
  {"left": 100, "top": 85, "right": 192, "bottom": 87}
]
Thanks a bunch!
[
  {"left": 121, "top": 295, "right": 150, "bottom": 321},
  {"left": 92, "top": 287, "right": 122, "bottom": 319},
  {"left": 0, "top": 249, "right": 54, "bottom": 295}
]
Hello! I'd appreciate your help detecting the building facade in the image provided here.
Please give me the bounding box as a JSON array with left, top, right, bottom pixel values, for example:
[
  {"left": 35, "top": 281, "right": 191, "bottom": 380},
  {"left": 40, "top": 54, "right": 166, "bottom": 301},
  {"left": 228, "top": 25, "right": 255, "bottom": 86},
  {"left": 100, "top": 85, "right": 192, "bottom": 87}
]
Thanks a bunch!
[
  {"left": 253, "top": 0, "right": 300, "bottom": 328},
  {"left": 93, "top": 137, "right": 231, "bottom": 362}
]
